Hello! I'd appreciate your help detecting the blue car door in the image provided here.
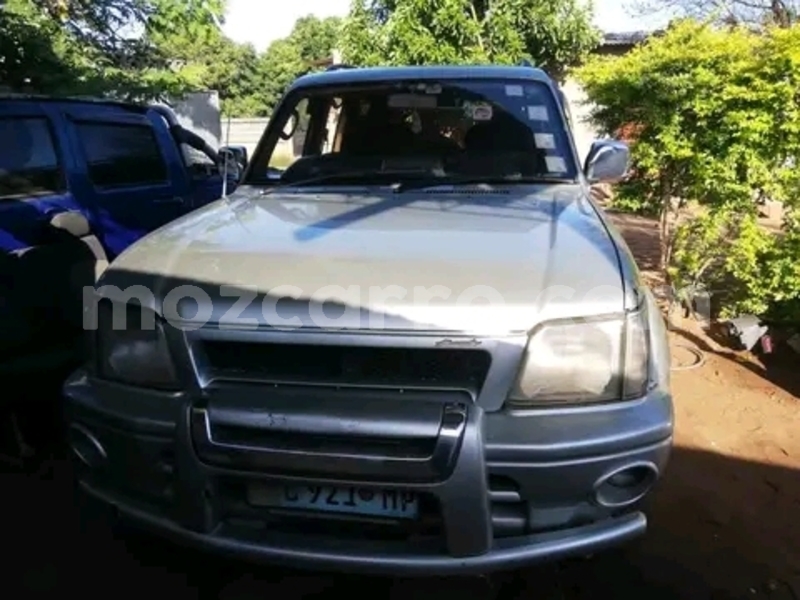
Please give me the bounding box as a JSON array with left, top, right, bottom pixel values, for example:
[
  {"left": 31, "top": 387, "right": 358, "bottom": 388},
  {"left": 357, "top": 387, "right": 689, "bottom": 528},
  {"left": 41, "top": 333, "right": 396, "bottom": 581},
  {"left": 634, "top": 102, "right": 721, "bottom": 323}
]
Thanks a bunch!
[
  {"left": 62, "top": 104, "right": 193, "bottom": 258},
  {"left": 176, "top": 139, "right": 227, "bottom": 207},
  {"left": 0, "top": 101, "right": 90, "bottom": 360}
]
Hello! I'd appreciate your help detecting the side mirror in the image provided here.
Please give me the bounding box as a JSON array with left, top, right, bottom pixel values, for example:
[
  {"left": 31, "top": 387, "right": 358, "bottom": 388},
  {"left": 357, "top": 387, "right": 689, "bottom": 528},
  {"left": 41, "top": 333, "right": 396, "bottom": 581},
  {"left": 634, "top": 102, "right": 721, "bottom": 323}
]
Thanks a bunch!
[
  {"left": 218, "top": 149, "right": 241, "bottom": 181},
  {"left": 584, "top": 140, "right": 630, "bottom": 183},
  {"left": 220, "top": 145, "right": 248, "bottom": 172}
]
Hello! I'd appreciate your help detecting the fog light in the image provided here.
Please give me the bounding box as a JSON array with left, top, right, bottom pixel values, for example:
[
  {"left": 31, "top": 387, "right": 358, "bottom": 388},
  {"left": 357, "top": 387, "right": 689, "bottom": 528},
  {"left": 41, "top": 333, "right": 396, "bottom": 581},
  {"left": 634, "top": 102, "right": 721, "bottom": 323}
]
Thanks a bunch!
[
  {"left": 594, "top": 462, "right": 658, "bottom": 508},
  {"left": 68, "top": 423, "right": 107, "bottom": 470}
]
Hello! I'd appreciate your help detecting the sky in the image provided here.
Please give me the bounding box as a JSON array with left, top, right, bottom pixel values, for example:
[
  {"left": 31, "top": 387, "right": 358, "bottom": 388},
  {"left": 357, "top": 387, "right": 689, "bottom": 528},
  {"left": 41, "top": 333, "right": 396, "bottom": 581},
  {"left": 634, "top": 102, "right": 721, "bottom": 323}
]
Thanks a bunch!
[{"left": 223, "top": 0, "right": 668, "bottom": 53}]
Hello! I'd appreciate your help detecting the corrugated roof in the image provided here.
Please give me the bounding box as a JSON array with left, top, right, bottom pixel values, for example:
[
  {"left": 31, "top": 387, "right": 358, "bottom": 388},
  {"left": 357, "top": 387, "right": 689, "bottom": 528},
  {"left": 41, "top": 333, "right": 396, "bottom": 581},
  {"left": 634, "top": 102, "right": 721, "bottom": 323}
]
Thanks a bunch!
[{"left": 601, "top": 31, "right": 654, "bottom": 46}]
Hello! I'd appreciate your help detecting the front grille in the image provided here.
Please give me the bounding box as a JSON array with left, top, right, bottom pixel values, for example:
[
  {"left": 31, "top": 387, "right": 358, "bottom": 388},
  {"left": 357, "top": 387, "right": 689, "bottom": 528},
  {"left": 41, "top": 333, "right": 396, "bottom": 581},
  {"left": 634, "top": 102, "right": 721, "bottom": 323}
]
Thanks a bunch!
[
  {"left": 213, "top": 424, "right": 436, "bottom": 460},
  {"left": 200, "top": 340, "right": 491, "bottom": 392}
]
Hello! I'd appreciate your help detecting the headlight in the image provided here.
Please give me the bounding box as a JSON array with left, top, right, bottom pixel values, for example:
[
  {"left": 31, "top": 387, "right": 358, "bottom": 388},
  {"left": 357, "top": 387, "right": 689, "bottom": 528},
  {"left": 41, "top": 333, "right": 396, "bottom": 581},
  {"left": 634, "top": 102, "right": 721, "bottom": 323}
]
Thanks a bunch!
[
  {"left": 507, "top": 308, "right": 650, "bottom": 407},
  {"left": 95, "top": 299, "right": 180, "bottom": 390}
]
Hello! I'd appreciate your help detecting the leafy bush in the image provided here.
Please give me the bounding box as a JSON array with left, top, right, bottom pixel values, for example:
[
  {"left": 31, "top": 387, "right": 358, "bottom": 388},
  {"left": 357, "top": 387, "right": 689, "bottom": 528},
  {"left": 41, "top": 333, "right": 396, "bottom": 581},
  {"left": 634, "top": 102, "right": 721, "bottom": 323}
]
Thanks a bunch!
[{"left": 577, "top": 20, "right": 800, "bottom": 322}]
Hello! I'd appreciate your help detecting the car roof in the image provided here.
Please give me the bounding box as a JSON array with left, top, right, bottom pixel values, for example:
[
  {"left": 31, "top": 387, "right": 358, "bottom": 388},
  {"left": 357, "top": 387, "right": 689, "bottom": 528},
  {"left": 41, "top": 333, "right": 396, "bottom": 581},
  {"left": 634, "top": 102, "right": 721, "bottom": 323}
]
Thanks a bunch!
[
  {"left": 0, "top": 93, "right": 149, "bottom": 113},
  {"left": 289, "top": 65, "right": 555, "bottom": 93}
]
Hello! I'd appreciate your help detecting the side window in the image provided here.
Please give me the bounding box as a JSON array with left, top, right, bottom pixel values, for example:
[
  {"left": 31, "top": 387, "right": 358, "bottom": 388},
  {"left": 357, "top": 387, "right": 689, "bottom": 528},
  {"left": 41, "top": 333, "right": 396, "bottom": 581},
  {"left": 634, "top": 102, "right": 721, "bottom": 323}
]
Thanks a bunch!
[
  {"left": 269, "top": 98, "right": 309, "bottom": 172},
  {"left": 180, "top": 143, "right": 217, "bottom": 179},
  {"left": 0, "top": 117, "right": 65, "bottom": 199},
  {"left": 75, "top": 121, "right": 169, "bottom": 188},
  {"left": 181, "top": 144, "right": 216, "bottom": 167}
]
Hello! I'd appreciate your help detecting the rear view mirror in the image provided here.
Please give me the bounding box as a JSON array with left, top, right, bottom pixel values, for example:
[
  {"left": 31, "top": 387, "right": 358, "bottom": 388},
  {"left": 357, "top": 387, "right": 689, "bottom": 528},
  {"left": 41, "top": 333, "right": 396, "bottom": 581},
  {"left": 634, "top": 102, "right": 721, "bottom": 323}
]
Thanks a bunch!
[{"left": 584, "top": 140, "right": 630, "bottom": 183}]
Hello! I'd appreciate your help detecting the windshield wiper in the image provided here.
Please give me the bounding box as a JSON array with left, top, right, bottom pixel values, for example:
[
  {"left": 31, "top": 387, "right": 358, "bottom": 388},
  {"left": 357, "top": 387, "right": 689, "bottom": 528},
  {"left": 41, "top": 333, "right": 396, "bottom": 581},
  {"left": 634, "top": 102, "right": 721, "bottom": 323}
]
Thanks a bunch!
[
  {"left": 391, "top": 174, "right": 575, "bottom": 193},
  {"left": 255, "top": 170, "right": 573, "bottom": 195},
  {"left": 258, "top": 169, "right": 432, "bottom": 195}
]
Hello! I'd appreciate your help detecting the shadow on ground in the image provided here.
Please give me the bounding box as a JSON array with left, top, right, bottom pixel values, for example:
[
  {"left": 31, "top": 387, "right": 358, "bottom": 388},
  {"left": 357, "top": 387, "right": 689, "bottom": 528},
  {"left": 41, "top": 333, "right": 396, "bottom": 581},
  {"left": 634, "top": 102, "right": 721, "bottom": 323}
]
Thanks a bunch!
[
  {"left": 672, "top": 325, "right": 800, "bottom": 400},
  {"left": 1, "top": 444, "right": 798, "bottom": 600}
]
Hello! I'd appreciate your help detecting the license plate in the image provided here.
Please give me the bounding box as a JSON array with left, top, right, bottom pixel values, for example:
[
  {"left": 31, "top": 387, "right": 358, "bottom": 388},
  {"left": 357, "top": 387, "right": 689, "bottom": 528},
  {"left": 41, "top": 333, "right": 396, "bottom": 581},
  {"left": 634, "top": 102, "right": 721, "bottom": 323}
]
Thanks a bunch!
[{"left": 247, "top": 484, "right": 420, "bottom": 519}]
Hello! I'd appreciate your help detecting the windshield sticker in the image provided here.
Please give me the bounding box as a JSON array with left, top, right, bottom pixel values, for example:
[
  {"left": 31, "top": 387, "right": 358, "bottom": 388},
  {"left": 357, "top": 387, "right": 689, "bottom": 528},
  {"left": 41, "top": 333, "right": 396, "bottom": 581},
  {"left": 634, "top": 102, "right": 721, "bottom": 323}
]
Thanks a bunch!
[
  {"left": 470, "top": 103, "right": 493, "bottom": 121},
  {"left": 527, "top": 105, "right": 549, "bottom": 121},
  {"left": 545, "top": 156, "right": 567, "bottom": 173},
  {"left": 505, "top": 84, "right": 523, "bottom": 97},
  {"left": 534, "top": 133, "right": 556, "bottom": 150}
]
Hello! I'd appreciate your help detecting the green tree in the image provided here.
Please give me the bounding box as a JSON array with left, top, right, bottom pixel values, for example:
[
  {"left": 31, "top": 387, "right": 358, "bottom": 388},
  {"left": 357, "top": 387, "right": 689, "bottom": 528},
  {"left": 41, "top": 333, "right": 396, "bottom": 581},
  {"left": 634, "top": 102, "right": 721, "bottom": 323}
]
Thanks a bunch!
[
  {"left": 255, "top": 15, "right": 343, "bottom": 116},
  {"left": 340, "top": 0, "right": 599, "bottom": 80},
  {"left": 0, "top": 1, "right": 84, "bottom": 93},
  {"left": 631, "top": 0, "right": 799, "bottom": 28},
  {"left": 148, "top": 12, "right": 262, "bottom": 116},
  {"left": 290, "top": 14, "right": 342, "bottom": 63},
  {"left": 1, "top": 0, "right": 226, "bottom": 99},
  {"left": 577, "top": 19, "right": 800, "bottom": 320}
]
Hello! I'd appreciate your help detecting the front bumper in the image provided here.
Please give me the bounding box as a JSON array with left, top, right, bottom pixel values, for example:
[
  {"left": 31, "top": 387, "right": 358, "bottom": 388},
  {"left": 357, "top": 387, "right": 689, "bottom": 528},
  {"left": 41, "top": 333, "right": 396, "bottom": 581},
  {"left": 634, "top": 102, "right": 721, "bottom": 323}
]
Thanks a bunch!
[{"left": 64, "top": 370, "right": 672, "bottom": 575}]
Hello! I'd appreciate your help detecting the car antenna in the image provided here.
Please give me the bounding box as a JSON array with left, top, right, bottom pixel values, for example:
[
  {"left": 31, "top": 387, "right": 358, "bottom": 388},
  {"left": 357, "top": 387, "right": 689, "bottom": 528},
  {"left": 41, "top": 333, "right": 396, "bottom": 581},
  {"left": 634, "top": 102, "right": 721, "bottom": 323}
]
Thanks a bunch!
[{"left": 221, "top": 112, "right": 232, "bottom": 198}]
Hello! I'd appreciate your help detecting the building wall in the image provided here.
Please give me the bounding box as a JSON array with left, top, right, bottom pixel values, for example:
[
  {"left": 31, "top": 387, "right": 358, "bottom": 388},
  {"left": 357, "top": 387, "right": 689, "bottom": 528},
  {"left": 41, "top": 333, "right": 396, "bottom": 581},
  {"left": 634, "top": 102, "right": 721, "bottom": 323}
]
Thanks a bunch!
[
  {"left": 561, "top": 76, "right": 599, "bottom": 165},
  {"left": 222, "top": 117, "right": 295, "bottom": 158},
  {"left": 222, "top": 117, "right": 269, "bottom": 155},
  {"left": 563, "top": 43, "right": 638, "bottom": 164}
]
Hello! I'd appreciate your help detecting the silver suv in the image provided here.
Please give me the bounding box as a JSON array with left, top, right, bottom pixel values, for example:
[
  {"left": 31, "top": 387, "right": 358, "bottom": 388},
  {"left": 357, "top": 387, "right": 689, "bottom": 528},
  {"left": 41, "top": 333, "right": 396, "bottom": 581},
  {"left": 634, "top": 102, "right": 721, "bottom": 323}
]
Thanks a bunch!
[{"left": 65, "top": 65, "right": 673, "bottom": 575}]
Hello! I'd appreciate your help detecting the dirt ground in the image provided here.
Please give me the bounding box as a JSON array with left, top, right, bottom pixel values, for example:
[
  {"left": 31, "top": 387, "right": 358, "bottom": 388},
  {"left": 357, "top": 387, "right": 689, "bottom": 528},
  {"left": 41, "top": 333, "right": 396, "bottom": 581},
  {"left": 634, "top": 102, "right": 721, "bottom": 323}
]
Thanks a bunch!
[
  {"left": 607, "top": 211, "right": 800, "bottom": 600},
  {"left": 3, "top": 211, "right": 799, "bottom": 600}
]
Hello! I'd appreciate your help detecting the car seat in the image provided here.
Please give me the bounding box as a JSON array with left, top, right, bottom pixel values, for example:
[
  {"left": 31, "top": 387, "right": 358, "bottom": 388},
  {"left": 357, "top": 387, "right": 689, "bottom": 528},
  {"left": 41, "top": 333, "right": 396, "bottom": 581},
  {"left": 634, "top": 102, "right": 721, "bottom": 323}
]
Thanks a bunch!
[{"left": 463, "top": 113, "right": 546, "bottom": 175}]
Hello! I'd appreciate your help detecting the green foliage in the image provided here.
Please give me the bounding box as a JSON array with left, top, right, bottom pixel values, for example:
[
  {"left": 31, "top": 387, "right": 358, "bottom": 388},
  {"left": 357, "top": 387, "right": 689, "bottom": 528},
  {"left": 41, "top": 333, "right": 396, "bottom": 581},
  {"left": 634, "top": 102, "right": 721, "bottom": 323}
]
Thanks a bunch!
[
  {"left": 577, "top": 19, "right": 800, "bottom": 321},
  {"left": 290, "top": 14, "right": 342, "bottom": 64},
  {"left": 1, "top": 0, "right": 226, "bottom": 99},
  {"left": 245, "top": 15, "right": 342, "bottom": 117},
  {"left": 340, "top": 0, "right": 599, "bottom": 78},
  {"left": 670, "top": 207, "right": 800, "bottom": 321},
  {"left": 194, "top": 14, "right": 342, "bottom": 117},
  {"left": 608, "top": 179, "right": 661, "bottom": 216},
  {"left": 0, "top": 1, "right": 342, "bottom": 115},
  {"left": 632, "top": 0, "right": 800, "bottom": 29},
  {"left": 0, "top": 2, "right": 83, "bottom": 93}
]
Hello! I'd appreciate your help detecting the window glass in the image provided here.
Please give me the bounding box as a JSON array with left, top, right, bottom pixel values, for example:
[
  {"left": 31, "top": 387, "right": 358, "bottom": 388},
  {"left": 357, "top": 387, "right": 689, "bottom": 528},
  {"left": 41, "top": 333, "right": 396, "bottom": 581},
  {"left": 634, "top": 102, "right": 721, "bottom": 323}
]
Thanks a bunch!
[
  {"left": 181, "top": 143, "right": 218, "bottom": 179},
  {"left": 76, "top": 122, "right": 169, "bottom": 188},
  {"left": 0, "top": 117, "right": 65, "bottom": 199},
  {"left": 251, "top": 79, "right": 578, "bottom": 186},
  {"left": 268, "top": 98, "right": 309, "bottom": 176}
]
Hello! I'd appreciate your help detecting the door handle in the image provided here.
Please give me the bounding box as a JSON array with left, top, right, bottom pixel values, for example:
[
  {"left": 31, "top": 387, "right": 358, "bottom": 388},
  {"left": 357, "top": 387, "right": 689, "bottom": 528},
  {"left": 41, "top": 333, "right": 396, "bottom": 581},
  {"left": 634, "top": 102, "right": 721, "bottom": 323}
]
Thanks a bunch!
[{"left": 154, "top": 196, "right": 185, "bottom": 205}]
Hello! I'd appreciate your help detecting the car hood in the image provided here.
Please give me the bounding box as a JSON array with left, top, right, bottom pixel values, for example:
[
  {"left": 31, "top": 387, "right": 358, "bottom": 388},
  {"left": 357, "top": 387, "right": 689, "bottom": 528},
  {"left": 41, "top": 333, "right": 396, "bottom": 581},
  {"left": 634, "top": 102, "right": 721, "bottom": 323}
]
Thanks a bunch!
[{"left": 99, "top": 184, "right": 626, "bottom": 335}]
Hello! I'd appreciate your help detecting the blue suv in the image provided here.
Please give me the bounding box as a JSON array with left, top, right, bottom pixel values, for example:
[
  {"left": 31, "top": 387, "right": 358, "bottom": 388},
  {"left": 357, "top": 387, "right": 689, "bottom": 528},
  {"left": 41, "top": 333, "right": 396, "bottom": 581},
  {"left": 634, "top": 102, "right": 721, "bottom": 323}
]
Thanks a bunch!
[{"left": 0, "top": 96, "right": 239, "bottom": 446}]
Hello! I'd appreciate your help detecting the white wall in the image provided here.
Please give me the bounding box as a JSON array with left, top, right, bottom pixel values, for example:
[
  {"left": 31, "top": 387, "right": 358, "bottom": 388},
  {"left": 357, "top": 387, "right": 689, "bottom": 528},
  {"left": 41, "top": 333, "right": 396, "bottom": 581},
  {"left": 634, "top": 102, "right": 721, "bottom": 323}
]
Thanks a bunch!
[
  {"left": 223, "top": 117, "right": 270, "bottom": 155},
  {"left": 562, "top": 77, "right": 603, "bottom": 164}
]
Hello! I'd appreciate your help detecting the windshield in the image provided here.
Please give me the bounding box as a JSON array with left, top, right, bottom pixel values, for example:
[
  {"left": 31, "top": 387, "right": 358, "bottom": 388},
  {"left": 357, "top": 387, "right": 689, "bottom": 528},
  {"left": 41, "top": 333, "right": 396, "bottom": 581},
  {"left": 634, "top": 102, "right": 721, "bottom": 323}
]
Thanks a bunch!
[{"left": 248, "top": 78, "right": 578, "bottom": 187}]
